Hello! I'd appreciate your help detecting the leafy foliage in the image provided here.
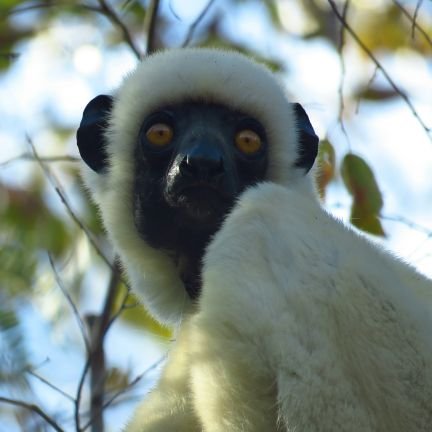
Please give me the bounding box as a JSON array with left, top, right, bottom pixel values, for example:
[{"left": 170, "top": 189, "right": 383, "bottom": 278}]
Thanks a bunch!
[{"left": 341, "top": 154, "right": 385, "bottom": 236}]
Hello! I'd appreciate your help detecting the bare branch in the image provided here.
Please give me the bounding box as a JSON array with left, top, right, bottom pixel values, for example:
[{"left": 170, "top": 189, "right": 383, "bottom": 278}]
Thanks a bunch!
[
  {"left": 27, "top": 369, "right": 75, "bottom": 403},
  {"left": 144, "top": 0, "right": 160, "bottom": 55},
  {"left": 413, "top": 0, "right": 424, "bottom": 37},
  {"left": 48, "top": 254, "right": 90, "bottom": 353},
  {"left": 0, "top": 396, "right": 64, "bottom": 432},
  {"left": 392, "top": 0, "right": 432, "bottom": 47},
  {"left": 327, "top": 0, "right": 431, "bottom": 139},
  {"left": 75, "top": 357, "right": 91, "bottom": 432},
  {"left": 105, "top": 287, "right": 133, "bottom": 334},
  {"left": 99, "top": 354, "right": 166, "bottom": 416},
  {"left": 381, "top": 214, "right": 432, "bottom": 236},
  {"left": 86, "top": 262, "right": 122, "bottom": 431},
  {"left": 27, "top": 137, "right": 129, "bottom": 288},
  {"left": 86, "top": 315, "right": 106, "bottom": 432},
  {"left": 6, "top": 1, "right": 102, "bottom": 17},
  {"left": 97, "top": 0, "right": 142, "bottom": 59},
  {"left": 120, "top": 0, "right": 136, "bottom": 11},
  {"left": 182, "top": 0, "right": 217, "bottom": 47},
  {"left": 0, "top": 153, "right": 79, "bottom": 168},
  {"left": 100, "top": 261, "right": 122, "bottom": 339},
  {"left": 6, "top": 1, "right": 65, "bottom": 16},
  {"left": 336, "top": 0, "right": 352, "bottom": 151},
  {"left": 354, "top": 66, "right": 378, "bottom": 116}
]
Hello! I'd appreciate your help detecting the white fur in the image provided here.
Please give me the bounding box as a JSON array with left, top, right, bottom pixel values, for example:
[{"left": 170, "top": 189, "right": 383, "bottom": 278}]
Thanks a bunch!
[
  {"left": 191, "top": 183, "right": 432, "bottom": 431},
  {"left": 82, "top": 48, "right": 312, "bottom": 325},
  {"left": 126, "top": 182, "right": 432, "bottom": 431},
  {"left": 80, "top": 49, "right": 432, "bottom": 430}
]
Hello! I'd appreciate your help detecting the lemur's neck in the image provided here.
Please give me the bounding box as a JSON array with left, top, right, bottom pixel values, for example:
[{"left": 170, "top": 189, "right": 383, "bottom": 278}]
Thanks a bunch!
[{"left": 177, "top": 252, "right": 203, "bottom": 300}]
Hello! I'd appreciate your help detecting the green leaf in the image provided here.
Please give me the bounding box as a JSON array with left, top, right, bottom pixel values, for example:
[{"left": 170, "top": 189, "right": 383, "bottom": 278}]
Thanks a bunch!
[
  {"left": 105, "top": 367, "right": 129, "bottom": 393},
  {"left": 355, "top": 86, "right": 400, "bottom": 102},
  {"left": 113, "top": 283, "right": 172, "bottom": 339},
  {"left": 341, "top": 154, "right": 385, "bottom": 236},
  {"left": 315, "top": 139, "right": 336, "bottom": 200}
]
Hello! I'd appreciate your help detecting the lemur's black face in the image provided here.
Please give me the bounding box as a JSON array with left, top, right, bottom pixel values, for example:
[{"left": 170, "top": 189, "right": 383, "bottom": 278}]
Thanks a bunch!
[
  {"left": 132, "top": 102, "right": 268, "bottom": 262},
  {"left": 77, "top": 94, "right": 318, "bottom": 299}
]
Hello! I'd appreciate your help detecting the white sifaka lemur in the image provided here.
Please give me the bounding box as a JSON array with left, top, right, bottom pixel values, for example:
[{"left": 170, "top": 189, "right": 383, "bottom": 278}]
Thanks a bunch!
[{"left": 77, "top": 48, "right": 432, "bottom": 431}]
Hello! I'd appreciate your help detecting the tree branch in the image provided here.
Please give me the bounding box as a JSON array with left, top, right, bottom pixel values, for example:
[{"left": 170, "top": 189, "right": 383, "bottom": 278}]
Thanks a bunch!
[
  {"left": 28, "top": 137, "right": 129, "bottom": 288},
  {"left": 144, "top": 0, "right": 160, "bottom": 55},
  {"left": 381, "top": 214, "right": 432, "bottom": 236},
  {"left": 327, "top": 0, "right": 431, "bottom": 139},
  {"left": 86, "top": 261, "right": 121, "bottom": 431},
  {"left": 0, "top": 396, "right": 64, "bottom": 432},
  {"left": 392, "top": 0, "right": 432, "bottom": 47},
  {"left": 182, "top": 0, "right": 217, "bottom": 47},
  {"left": 336, "top": 0, "right": 352, "bottom": 151},
  {"left": 413, "top": 0, "right": 424, "bottom": 37},
  {"left": 48, "top": 254, "right": 91, "bottom": 353},
  {"left": 27, "top": 369, "right": 75, "bottom": 403},
  {"left": 97, "top": 0, "right": 142, "bottom": 59},
  {"left": 82, "top": 354, "right": 168, "bottom": 431},
  {"left": 75, "top": 357, "right": 91, "bottom": 431},
  {"left": 0, "top": 153, "right": 79, "bottom": 168}
]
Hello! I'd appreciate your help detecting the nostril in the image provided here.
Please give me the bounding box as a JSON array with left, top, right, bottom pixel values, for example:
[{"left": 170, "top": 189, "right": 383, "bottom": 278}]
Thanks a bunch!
[
  {"left": 180, "top": 152, "right": 225, "bottom": 182},
  {"left": 179, "top": 155, "right": 195, "bottom": 177}
]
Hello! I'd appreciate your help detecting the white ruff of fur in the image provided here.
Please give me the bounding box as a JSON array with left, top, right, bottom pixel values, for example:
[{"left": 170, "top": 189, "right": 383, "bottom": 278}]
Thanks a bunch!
[
  {"left": 80, "top": 48, "right": 432, "bottom": 431},
  {"left": 81, "top": 48, "right": 314, "bottom": 325}
]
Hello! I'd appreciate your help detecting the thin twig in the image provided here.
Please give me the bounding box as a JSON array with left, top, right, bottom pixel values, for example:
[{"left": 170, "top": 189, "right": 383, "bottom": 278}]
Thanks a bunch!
[
  {"left": 99, "top": 261, "right": 122, "bottom": 341},
  {"left": 27, "top": 137, "right": 127, "bottom": 285},
  {"left": 168, "top": 1, "right": 181, "bottom": 21},
  {"left": 97, "top": 0, "right": 142, "bottom": 59},
  {"left": 86, "top": 315, "right": 106, "bottom": 432},
  {"left": 336, "top": 0, "right": 351, "bottom": 151},
  {"left": 0, "top": 154, "right": 79, "bottom": 167},
  {"left": 75, "top": 357, "right": 91, "bottom": 432},
  {"left": 6, "top": 1, "right": 65, "bottom": 16},
  {"left": 355, "top": 66, "right": 378, "bottom": 115},
  {"left": 6, "top": 1, "right": 102, "bottom": 17},
  {"left": 0, "top": 396, "right": 64, "bottom": 432},
  {"left": 82, "top": 330, "right": 166, "bottom": 430},
  {"left": 120, "top": 0, "right": 135, "bottom": 11},
  {"left": 86, "top": 263, "right": 121, "bottom": 431},
  {"left": 27, "top": 370, "right": 75, "bottom": 403},
  {"left": 105, "top": 287, "right": 133, "bottom": 334},
  {"left": 382, "top": 214, "right": 432, "bottom": 260},
  {"left": 144, "top": 0, "right": 160, "bottom": 55},
  {"left": 100, "top": 355, "right": 166, "bottom": 416},
  {"left": 48, "top": 253, "right": 90, "bottom": 353},
  {"left": 412, "top": 0, "right": 424, "bottom": 38},
  {"left": 392, "top": 0, "right": 432, "bottom": 46},
  {"left": 381, "top": 214, "right": 432, "bottom": 236},
  {"left": 327, "top": 0, "right": 431, "bottom": 139},
  {"left": 182, "top": 0, "right": 217, "bottom": 47}
]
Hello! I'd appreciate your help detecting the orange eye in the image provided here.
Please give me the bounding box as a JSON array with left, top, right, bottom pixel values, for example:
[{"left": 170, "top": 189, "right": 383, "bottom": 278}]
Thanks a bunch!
[
  {"left": 146, "top": 123, "right": 173, "bottom": 147},
  {"left": 235, "top": 129, "right": 262, "bottom": 155}
]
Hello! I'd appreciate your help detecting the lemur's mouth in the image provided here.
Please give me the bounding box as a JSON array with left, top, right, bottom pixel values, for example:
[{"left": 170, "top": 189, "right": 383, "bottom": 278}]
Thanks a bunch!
[{"left": 174, "top": 184, "right": 232, "bottom": 222}]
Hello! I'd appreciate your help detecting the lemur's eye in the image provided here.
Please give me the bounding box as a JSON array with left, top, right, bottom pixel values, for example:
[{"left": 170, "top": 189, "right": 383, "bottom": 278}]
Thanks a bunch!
[
  {"left": 146, "top": 123, "right": 174, "bottom": 147},
  {"left": 235, "top": 129, "right": 262, "bottom": 155}
]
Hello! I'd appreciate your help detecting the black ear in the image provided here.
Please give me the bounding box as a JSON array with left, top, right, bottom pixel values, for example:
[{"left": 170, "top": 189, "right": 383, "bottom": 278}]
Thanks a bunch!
[
  {"left": 292, "top": 103, "right": 319, "bottom": 173},
  {"left": 77, "top": 95, "right": 114, "bottom": 173}
]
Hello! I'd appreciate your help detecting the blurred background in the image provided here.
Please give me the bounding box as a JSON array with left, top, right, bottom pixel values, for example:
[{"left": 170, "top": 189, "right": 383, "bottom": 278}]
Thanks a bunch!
[{"left": 0, "top": 0, "right": 431, "bottom": 430}]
